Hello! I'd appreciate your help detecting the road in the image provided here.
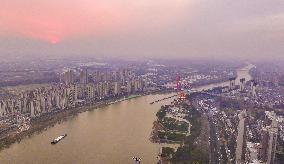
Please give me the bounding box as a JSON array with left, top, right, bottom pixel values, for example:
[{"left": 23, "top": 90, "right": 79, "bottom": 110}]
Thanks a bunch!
[
  {"left": 235, "top": 110, "right": 246, "bottom": 164},
  {"left": 208, "top": 113, "right": 220, "bottom": 164}
]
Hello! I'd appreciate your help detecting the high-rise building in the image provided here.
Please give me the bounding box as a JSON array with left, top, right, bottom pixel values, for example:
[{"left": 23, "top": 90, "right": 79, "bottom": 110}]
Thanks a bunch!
[
  {"left": 86, "top": 84, "right": 94, "bottom": 99},
  {"left": 30, "top": 100, "right": 35, "bottom": 118},
  {"left": 67, "top": 84, "right": 77, "bottom": 107},
  {"left": 113, "top": 82, "right": 121, "bottom": 95},
  {"left": 250, "top": 80, "right": 257, "bottom": 97},
  {"left": 112, "top": 71, "right": 119, "bottom": 81},
  {"left": 138, "top": 77, "right": 144, "bottom": 91},
  {"left": 96, "top": 82, "right": 104, "bottom": 97},
  {"left": 258, "top": 114, "right": 278, "bottom": 164},
  {"left": 94, "top": 71, "right": 100, "bottom": 82},
  {"left": 259, "top": 129, "right": 269, "bottom": 162},
  {"left": 0, "top": 101, "right": 5, "bottom": 116},
  {"left": 80, "top": 69, "right": 88, "bottom": 84},
  {"left": 64, "top": 70, "right": 75, "bottom": 85},
  {"left": 267, "top": 119, "right": 278, "bottom": 164},
  {"left": 134, "top": 79, "right": 140, "bottom": 92},
  {"left": 127, "top": 81, "right": 132, "bottom": 93},
  {"left": 229, "top": 77, "right": 236, "bottom": 90},
  {"left": 103, "top": 82, "right": 110, "bottom": 97},
  {"left": 240, "top": 78, "right": 246, "bottom": 92},
  {"left": 77, "top": 84, "right": 85, "bottom": 99}
]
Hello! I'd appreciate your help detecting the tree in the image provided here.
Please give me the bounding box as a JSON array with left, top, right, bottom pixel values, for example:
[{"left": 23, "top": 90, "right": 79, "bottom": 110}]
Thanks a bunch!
[{"left": 156, "top": 106, "right": 166, "bottom": 120}]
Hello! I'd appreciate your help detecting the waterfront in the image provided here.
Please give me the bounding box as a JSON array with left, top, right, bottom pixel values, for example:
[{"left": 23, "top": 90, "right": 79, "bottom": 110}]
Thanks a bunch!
[
  {"left": 195, "top": 64, "right": 254, "bottom": 91},
  {"left": 0, "top": 93, "right": 176, "bottom": 164},
  {"left": 0, "top": 65, "right": 253, "bottom": 163}
]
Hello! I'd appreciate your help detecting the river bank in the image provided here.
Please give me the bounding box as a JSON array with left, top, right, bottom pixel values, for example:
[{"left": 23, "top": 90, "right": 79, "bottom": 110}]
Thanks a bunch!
[
  {"left": 0, "top": 90, "right": 174, "bottom": 151},
  {"left": 0, "top": 100, "right": 106, "bottom": 150},
  {"left": 151, "top": 101, "right": 209, "bottom": 163},
  {"left": 0, "top": 64, "right": 253, "bottom": 153},
  {"left": 0, "top": 92, "right": 177, "bottom": 164},
  {"left": 0, "top": 78, "right": 234, "bottom": 151}
]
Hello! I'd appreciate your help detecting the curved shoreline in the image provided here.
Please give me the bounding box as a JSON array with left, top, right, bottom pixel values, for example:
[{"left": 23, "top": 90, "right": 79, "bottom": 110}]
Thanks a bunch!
[
  {"left": 0, "top": 101, "right": 106, "bottom": 150},
  {"left": 0, "top": 77, "right": 237, "bottom": 151},
  {"left": 0, "top": 64, "right": 252, "bottom": 152},
  {"left": 0, "top": 90, "right": 174, "bottom": 151}
]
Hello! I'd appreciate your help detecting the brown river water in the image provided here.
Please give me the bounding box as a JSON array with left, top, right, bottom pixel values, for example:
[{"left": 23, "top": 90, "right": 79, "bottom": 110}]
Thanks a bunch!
[{"left": 0, "top": 64, "right": 253, "bottom": 164}]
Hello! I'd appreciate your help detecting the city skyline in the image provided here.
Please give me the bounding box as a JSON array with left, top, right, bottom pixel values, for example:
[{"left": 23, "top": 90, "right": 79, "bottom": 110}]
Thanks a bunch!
[
  {"left": 0, "top": 0, "right": 283, "bottom": 60},
  {"left": 1, "top": 1, "right": 284, "bottom": 163},
  {"left": 1, "top": 60, "right": 284, "bottom": 163}
]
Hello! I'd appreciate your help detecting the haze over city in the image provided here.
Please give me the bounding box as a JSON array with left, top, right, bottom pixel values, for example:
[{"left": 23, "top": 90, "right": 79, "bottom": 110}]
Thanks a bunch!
[
  {"left": 1, "top": 1, "right": 284, "bottom": 164},
  {"left": 0, "top": 0, "right": 283, "bottom": 60}
]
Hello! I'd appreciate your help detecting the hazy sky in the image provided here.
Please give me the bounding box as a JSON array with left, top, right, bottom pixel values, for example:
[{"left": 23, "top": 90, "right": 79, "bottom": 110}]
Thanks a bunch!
[{"left": 0, "top": 0, "right": 283, "bottom": 60}]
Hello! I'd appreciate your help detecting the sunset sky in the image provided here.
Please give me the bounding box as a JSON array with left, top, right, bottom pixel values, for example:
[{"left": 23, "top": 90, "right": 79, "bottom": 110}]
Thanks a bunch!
[{"left": 0, "top": 0, "right": 283, "bottom": 60}]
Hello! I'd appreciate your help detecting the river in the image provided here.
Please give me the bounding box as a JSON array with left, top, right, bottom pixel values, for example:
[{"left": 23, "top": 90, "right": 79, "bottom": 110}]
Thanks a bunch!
[
  {"left": 0, "top": 64, "right": 254, "bottom": 164},
  {"left": 0, "top": 94, "right": 176, "bottom": 164},
  {"left": 196, "top": 63, "right": 254, "bottom": 91}
]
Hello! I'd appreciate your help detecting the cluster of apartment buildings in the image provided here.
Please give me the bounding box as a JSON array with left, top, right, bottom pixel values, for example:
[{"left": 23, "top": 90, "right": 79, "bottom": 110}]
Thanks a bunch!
[
  {"left": 0, "top": 68, "right": 144, "bottom": 119},
  {"left": 257, "top": 111, "right": 279, "bottom": 164}
]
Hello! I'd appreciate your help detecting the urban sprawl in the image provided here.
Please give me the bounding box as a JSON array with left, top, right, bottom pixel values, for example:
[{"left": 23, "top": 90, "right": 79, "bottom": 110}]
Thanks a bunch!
[{"left": 1, "top": 60, "right": 284, "bottom": 164}]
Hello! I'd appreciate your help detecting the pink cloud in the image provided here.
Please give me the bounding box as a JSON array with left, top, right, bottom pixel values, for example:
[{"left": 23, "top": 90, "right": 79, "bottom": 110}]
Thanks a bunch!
[{"left": 0, "top": 0, "right": 190, "bottom": 44}]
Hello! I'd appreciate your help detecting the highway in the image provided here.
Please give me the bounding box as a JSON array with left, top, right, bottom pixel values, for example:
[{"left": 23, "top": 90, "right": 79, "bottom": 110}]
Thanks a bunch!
[
  {"left": 235, "top": 110, "right": 246, "bottom": 164},
  {"left": 208, "top": 113, "right": 220, "bottom": 164}
]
